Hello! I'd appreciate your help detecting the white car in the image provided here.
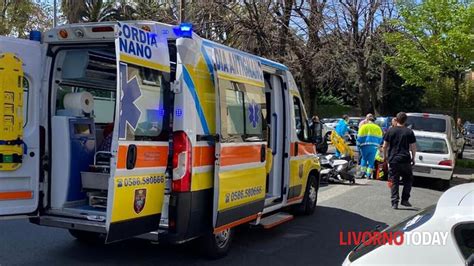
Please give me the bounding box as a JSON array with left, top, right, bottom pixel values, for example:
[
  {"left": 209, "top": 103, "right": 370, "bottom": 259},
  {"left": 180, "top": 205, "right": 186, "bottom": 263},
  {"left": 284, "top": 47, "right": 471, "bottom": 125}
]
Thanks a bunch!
[
  {"left": 407, "top": 113, "right": 465, "bottom": 159},
  {"left": 343, "top": 183, "right": 474, "bottom": 265},
  {"left": 412, "top": 130, "right": 455, "bottom": 188}
]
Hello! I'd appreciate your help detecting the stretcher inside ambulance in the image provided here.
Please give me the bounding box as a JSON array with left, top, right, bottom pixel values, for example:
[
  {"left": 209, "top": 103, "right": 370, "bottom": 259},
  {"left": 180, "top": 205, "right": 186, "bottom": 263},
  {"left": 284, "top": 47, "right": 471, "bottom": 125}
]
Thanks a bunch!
[{"left": 0, "top": 21, "right": 320, "bottom": 258}]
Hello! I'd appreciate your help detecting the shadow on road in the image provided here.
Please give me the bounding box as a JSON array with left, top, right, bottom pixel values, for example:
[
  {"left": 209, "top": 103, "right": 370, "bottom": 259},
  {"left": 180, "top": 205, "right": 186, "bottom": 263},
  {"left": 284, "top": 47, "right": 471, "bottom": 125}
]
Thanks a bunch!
[
  {"left": 51, "top": 206, "right": 386, "bottom": 266},
  {"left": 412, "top": 175, "right": 472, "bottom": 192}
]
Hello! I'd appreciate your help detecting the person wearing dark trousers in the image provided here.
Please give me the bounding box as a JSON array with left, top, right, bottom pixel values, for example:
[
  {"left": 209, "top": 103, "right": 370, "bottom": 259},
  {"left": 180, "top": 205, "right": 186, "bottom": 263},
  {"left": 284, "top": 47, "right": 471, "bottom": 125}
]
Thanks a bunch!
[{"left": 382, "top": 112, "right": 417, "bottom": 209}]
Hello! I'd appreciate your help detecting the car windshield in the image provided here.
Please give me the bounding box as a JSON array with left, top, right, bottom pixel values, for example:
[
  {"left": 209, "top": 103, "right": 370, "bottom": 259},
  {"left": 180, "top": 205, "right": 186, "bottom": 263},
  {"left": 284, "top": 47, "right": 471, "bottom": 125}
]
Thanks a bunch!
[
  {"left": 406, "top": 116, "right": 446, "bottom": 133},
  {"left": 348, "top": 205, "right": 436, "bottom": 262},
  {"left": 416, "top": 136, "right": 449, "bottom": 154},
  {"left": 349, "top": 119, "right": 360, "bottom": 126}
]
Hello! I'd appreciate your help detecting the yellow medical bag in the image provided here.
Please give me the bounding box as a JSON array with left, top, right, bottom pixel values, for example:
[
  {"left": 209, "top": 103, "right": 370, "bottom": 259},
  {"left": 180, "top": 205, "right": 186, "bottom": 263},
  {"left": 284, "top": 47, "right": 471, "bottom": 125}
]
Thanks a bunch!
[{"left": 330, "top": 131, "right": 354, "bottom": 159}]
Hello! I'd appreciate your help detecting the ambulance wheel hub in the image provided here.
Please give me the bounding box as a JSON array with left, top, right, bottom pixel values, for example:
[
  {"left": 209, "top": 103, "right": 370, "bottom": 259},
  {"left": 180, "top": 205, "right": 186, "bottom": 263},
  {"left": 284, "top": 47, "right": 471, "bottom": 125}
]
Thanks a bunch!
[{"left": 215, "top": 229, "right": 230, "bottom": 248}]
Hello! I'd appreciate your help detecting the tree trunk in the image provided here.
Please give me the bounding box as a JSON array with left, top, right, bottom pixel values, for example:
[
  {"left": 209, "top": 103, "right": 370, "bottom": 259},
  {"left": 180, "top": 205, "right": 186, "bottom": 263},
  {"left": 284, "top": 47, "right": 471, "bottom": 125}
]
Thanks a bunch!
[
  {"left": 302, "top": 66, "right": 317, "bottom": 115},
  {"left": 358, "top": 81, "right": 372, "bottom": 115},
  {"left": 453, "top": 73, "right": 461, "bottom": 120},
  {"left": 278, "top": 0, "right": 293, "bottom": 57},
  {"left": 356, "top": 60, "right": 374, "bottom": 115},
  {"left": 375, "top": 61, "right": 387, "bottom": 115}
]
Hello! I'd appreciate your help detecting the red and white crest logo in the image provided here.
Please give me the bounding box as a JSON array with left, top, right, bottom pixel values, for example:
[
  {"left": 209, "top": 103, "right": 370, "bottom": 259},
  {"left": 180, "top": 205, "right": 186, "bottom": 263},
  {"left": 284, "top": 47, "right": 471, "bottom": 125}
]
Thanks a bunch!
[{"left": 133, "top": 188, "right": 146, "bottom": 214}]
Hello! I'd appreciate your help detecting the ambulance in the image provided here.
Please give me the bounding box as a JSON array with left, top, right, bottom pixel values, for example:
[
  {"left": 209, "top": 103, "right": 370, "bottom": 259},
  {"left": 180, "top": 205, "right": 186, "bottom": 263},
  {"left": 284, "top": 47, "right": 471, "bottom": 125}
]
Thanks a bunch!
[{"left": 0, "top": 21, "right": 320, "bottom": 258}]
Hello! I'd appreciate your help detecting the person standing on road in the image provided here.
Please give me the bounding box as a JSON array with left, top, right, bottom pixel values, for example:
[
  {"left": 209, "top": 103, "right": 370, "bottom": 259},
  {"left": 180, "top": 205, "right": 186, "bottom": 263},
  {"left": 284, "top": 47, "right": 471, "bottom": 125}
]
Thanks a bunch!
[
  {"left": 359, "top": 113, "right": 373, "bottom": 128},
  {"left": 310, "top": 116, "right": 323, "bottom": 144},
  {"left": 383, "top": 112, "right": 417, "bottom": 209},
  {"left": 390, "top": 117, "right": 397, "bottom": 128},
  {"left": 357, "top": 114, "right": 383, "bottom": 179},
  {"left": 334, "top": 114, "right": 350, "bottom": 158}
]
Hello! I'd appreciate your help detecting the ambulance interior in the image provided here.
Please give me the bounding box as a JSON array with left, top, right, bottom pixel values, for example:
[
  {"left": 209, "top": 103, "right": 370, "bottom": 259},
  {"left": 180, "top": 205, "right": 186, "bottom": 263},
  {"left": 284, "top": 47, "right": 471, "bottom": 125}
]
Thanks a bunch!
[{"left": 49, "top": 47, "right": 118, "bottom": 218}]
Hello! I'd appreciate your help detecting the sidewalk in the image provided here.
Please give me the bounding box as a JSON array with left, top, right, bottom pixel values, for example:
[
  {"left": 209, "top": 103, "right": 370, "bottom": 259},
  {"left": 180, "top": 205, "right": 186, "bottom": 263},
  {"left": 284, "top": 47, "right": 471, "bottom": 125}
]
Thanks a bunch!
[{"left": 454, "top": 167, "right": 474, "bottom": 180}]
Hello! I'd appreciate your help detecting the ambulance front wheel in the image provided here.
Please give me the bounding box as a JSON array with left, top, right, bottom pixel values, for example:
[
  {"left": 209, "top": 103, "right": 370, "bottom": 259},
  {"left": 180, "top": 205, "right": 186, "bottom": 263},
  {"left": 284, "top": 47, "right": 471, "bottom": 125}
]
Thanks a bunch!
[
  {"left": 201, "top": 228, "right": 234, "bottom": 259},
  {"left": 68, "top": 229, "right": 105, "bottom": 244},
  {"left": 293, "top": 173, "right": 319, "bottom": 215}
]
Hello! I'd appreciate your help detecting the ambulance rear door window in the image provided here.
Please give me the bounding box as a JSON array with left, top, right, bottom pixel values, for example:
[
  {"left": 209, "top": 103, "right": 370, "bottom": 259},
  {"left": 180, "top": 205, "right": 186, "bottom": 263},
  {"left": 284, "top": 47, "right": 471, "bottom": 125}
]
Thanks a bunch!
[{"left": 121, "top": 64, "right": 170, "bottom": 142}]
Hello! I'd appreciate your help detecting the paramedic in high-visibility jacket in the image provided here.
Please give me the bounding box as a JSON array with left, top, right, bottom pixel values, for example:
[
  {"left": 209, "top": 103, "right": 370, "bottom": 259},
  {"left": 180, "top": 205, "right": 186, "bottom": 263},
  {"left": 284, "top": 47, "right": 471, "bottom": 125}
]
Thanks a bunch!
[
  {"left": 334, "top": 115, "right": 350, "bottom": 158},
  {"left": 357, "top": 116, "right": 383, "bottom": 178}
]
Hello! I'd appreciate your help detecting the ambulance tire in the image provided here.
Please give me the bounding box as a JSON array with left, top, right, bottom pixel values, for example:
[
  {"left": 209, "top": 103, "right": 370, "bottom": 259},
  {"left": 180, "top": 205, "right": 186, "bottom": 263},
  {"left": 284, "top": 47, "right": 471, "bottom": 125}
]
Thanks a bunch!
[
  {"left": 201, "top": 228, "right": 234, "bottom": 259},
  {"left": 68, "top": 229, "right": 105, "bottom": 244},
  {"left": 293, "top": 173, "right": 319, "bottom": 215}
]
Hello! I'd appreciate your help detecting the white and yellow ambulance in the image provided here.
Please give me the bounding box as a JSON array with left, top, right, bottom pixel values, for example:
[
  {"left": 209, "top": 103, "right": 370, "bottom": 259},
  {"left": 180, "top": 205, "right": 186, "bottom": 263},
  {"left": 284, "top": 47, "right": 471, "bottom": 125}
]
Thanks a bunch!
[{"left": 0, "top": 21, "right": 320, "bottom": 258}]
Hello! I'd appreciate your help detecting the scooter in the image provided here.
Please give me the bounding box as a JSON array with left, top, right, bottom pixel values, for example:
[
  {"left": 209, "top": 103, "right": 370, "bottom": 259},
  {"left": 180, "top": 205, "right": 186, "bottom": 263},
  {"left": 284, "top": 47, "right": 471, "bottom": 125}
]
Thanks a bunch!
[{"left": 319, "top": 154, "right": 357, "bottom": 184}]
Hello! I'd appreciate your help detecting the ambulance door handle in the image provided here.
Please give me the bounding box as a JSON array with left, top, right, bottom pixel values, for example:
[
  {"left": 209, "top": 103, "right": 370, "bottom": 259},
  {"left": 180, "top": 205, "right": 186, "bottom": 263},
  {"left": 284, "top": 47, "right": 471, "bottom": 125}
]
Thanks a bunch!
[
  {"left": 272, "top": 113, "right": 277, "bottom": 155},
  {"left": 126, "top": 144, "right": 137, "bottom": 170},
  {"left": 294, "top": 142, "right": 299, "bottom": 156},
  {"left": 260, "top": 144, "right": 266, "bottom": 162}
]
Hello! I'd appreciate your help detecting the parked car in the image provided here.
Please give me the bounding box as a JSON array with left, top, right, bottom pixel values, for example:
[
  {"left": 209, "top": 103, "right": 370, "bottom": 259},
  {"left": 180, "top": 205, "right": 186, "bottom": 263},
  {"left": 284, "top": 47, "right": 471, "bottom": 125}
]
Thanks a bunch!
[
  {"left": 321, "top": 118, "right": 338, "bottom": 131},
  {"left": 321, "top": 118, "right": 338, "bottom": 143},
  {"left": 464, "top": 123, "right": 474, "bottom": 146},
  {"left": 375, "top": 116, "right": 393, "bottom": 134},
  {"left": 412, "top": 130, "right": 455, "bottom": 189},
  {"left": 348, "top": 117, "right": 363, "bottom": 128},
  {"left": 406, "top": 113, "right": 465, "bottom": 159},
  {"left": 343, "top": 183, "right": 474, "bottom": 266}
]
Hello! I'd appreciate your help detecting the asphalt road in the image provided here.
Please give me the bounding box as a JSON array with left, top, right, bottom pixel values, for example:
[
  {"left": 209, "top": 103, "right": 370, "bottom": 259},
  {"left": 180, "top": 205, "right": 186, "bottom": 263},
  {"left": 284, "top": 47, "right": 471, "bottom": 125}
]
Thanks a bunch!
[
  {"left": 463, "top": 145, "right": 474, "bottom": 160},
  {"left": 0, "top": 179, "right": 449, "bottom": 266},
  {"left": 1, "top": 146, "right": 472, "bottom": 265}
]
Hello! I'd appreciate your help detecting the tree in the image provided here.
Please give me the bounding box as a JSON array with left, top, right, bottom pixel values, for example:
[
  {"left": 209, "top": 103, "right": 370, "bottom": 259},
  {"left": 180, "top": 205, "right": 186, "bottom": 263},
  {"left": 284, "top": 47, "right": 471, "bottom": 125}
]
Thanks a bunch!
[
  {"left": 386, "top": 0, "right": 473, "bottom": 119},
  {"left": 61, "top": 0, "right": 121, "bottom": 23},
  {"left": 0, "top": 0, "right": 35, "bottom": 37}
]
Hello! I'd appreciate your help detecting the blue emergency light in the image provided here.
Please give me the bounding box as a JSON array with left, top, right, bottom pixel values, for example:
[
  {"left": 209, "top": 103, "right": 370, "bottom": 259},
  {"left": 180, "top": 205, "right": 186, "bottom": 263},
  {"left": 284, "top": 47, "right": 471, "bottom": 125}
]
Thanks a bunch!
[
  {"left": 29, "top": 30, "right": 42, "bottom": 42},
  {"left": 173, "top": 23, "right": 193, "bottom": 39},
  {"left": 175, "top": 108, "right": 183, "bottom": 117}
]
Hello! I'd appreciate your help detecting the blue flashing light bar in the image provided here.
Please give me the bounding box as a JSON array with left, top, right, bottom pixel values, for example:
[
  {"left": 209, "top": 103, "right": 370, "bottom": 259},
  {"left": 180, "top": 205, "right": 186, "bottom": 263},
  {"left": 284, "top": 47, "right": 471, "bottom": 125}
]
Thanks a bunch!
[
  {"left": 173, "top": 23, "right": 193, "bottom": 39},
  {"left": 29, "top": 30, "right": 42, "bottom": 42}
]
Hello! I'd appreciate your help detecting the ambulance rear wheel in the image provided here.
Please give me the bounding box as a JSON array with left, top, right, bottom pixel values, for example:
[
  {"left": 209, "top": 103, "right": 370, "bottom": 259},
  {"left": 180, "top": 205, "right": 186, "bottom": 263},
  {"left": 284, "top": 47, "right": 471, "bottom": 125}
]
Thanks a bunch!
[
  {"left": 201, "top": 228, "right": 234, "bottom": 259},
  {"left": 68, "top": 229, "right": 105, "bottom": 244},
  {"left": 293, "top": 173, "right": 319, "bottom": 215}
]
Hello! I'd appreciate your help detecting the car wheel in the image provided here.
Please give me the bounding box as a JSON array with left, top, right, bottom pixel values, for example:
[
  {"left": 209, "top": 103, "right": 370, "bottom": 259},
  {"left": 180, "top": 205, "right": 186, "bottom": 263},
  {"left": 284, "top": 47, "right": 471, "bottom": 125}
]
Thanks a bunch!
[
  {"left": 68, "top": 229, "right": 105, "bottom": 244},
  {"left": 293, "top": 173, "right": 319, "bottom": 215},
  {"left": 201, "top": 228, "right": 234, "bottom": 259}
]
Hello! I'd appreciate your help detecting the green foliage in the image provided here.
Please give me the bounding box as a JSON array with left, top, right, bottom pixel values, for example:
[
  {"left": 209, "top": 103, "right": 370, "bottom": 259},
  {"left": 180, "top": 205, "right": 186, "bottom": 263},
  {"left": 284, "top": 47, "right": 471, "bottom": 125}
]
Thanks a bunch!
[
  {"left": 315, "top": 105, "right": 352, "bottom": 118},
  {"left": 382, "top": 69, "right": 425, "bottom": 115},
  {"left": 457, "top": 159, "right": 474, "bottom": 169},
  {"left": 317, "top": 94, "right": 346, "bottom": 106},
  {"left": 386, "top": 0, "right": 473, "bottom": 87},
  {"left": 0, "top": 0, "right": 51, "bottom": 38}
]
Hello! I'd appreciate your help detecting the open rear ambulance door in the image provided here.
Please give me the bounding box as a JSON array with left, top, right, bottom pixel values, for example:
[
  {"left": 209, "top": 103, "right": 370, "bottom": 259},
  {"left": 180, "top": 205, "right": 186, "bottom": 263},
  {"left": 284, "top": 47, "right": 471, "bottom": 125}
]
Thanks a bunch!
[
  {"left": 211, "top": 45, "right": 268, "bottom": 233},
  {"left": 0, "top": 37, "right": 43, "bottom": 218},
  {"left": 105, "top": 22, "right": 172, "bottom": 242}
]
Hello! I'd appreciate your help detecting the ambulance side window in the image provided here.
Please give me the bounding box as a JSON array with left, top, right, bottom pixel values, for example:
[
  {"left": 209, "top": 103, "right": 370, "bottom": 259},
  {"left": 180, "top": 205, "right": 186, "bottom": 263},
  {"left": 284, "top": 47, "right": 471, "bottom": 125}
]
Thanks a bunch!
[
  {"left": 293, "top": 96, "right": 308, "bottom": 141},
  {"left": 219, "top": 79, "right": 267, "bottom": 143}
]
